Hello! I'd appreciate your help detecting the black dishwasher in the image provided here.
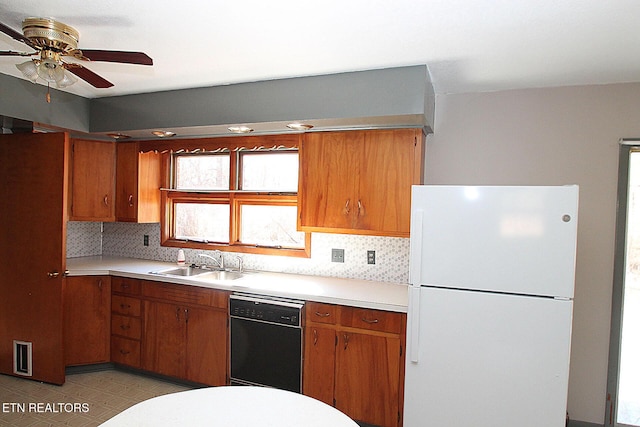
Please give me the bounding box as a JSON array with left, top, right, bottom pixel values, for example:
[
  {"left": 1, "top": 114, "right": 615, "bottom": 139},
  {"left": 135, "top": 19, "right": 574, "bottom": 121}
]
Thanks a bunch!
[{"left": 229, "top": 293, "right": 304, "bottom": 393}]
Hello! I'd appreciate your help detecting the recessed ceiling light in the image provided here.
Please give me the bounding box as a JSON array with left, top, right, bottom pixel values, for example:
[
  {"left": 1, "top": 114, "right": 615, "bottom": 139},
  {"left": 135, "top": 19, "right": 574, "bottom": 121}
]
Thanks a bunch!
[
  {"left": 286, "top": 123, "right": 313, "bottom": 131},
  {"left": 107, "top": 133, "right": 131, "bottom": 140},
  {"left": 228, "top": 126, "right": 254, "bottom": 134},
  {"left": 151, "top": 130, "right": 176, "bottom": 138}
]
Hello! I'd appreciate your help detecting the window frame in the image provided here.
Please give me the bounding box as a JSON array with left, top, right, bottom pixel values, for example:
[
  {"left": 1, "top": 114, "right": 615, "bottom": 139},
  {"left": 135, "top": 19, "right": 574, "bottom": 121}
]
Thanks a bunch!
[{"left": 159, "top": 143, "right": 310, "bottom": 258}]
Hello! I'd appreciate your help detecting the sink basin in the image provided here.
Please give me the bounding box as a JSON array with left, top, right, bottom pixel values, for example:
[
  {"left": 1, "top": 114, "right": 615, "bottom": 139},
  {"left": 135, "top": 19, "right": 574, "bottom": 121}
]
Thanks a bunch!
[
  {"left": 197, "top": 270, "right": 245, "bottom": 281},
  {"left": 151, "top": 267, "right": 211, "bottom": 277}
]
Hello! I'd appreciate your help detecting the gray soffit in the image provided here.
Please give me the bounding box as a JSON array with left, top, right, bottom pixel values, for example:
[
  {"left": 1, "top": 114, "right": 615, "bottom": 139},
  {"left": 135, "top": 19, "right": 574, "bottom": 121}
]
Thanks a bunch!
[{"left": 2, "top": 65, "right": 434, "bottom": 140}]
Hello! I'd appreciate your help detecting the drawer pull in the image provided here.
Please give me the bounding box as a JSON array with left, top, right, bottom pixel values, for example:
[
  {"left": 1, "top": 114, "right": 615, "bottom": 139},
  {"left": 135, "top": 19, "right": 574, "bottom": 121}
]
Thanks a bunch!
[
  {"left": 120, "top": 303, "right": 131, "bottom": 309},
  {"left": 119, "top": 349, "right": 130, "bottom": 355},
  {"left": 120, "top": 324, "right": 131, "bottom": 330},
  {"left": 313, "top": 329, "right": 318, "bottom": 346},
  {"left": 121, "top": 284, "right": 130, "bottom": 289},
  {"left": 361, "top": 317, "right": 379, "bottom": 324},
  {"left": 314, "top": 311, "right": 331, "bottom": 318},
  {"left": 343, "top": 333, "right": 350, "bottom": 350}
]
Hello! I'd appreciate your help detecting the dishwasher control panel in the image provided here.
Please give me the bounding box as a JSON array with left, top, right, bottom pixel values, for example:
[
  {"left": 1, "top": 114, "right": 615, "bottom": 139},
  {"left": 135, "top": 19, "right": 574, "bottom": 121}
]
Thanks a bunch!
[{"left": 230, "top": 294, "right": 304, "bottom": 327}]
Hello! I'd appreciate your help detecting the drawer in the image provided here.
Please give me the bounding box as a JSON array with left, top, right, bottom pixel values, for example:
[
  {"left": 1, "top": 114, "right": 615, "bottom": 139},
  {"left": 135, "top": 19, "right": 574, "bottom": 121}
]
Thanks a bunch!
[
  {"left": 340, "top": 307, "right": 404, "bottom": 334},
  {"left": 111, "top": 336, "right": 140, "bottom": 368},
  {"left": 142, "top": 280, "right": 214, "bottom": 307},
  {"left": 111, "top": 314, "right": 142, "bottom": 339},
  {"left": 112, "top": 295, "right": 141, "bottom": 317},
  {"left": 112, "top": 277, "right": 141, "bottom": 295},
  {"left": 306, "top": 302, "right": 338, "bottom": 325}
]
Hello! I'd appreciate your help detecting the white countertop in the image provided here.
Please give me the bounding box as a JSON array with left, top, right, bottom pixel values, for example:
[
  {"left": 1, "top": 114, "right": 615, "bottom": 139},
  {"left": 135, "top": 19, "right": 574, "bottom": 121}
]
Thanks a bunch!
[
  {"left": 99, "top": 386, "right": 359, "bottom": 427},
  {"left": 66, "top": 256, "right": 408, "bottom": 313}
]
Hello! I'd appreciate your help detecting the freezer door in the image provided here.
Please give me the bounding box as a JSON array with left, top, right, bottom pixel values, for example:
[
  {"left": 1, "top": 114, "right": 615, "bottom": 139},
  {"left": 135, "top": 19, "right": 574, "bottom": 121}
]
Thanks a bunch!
[
  {"left": 410, "top": 185, "right": 578, "bottom": 298},
  {"left": 404, "top": 287, "right": 573, "bottom": 427}
]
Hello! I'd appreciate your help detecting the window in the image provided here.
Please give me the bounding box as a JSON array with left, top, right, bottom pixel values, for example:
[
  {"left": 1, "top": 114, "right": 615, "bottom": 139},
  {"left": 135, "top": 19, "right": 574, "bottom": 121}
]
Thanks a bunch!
[{"left": 162, "top": 148, "right": 309, "bottom": 257}]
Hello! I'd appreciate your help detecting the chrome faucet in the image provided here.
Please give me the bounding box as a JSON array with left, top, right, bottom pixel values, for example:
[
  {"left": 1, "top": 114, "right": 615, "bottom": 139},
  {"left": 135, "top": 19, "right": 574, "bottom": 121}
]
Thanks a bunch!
[{"left": 199, "top": 252, "right": 224, "bottom": 270}]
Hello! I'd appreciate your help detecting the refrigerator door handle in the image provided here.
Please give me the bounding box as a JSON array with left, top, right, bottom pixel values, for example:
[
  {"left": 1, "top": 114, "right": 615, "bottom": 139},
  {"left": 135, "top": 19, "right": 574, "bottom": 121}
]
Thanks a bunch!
[
  {"left": 409, "top": 209, "right": 424, "bottom": 284},
  {"left": 408, "top": 286, "right": 421, "bottom": 363}
]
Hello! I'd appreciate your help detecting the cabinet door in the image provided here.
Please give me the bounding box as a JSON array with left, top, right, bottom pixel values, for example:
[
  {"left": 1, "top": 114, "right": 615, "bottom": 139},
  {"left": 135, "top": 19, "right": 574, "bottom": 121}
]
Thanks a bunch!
[
  {"left": 303, "top": 326, "right": 336, "bottom": 406},
  {"left": 299, "top": 131, "right": 362, "bottom": 231},
  {"left": 335, "top": 331, "right": 402, "bottom": 427},
  {"left": 142, "top": 300, "right": 186, "bottom": 378},
  {"left": 356, "top": 129, "right": 418, "bottom": 235},
  {"left": 64, "top": 276, "right": 111, "bottom": 366},
  {"left": 116, "top": 143, "right": 161, "bottom": 223},
  {"left": 184, "top": 306, "right": 227, "bottom": 385},
  {"left": 70, "top": 139, "right": 116, "bottom": 221}
]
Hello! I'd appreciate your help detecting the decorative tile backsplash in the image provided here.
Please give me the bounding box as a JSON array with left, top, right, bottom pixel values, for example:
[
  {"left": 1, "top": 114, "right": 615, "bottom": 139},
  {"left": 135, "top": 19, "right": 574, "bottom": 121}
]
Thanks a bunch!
[{"left": 67, "top": 222, "right": 410, "bottom": 283}]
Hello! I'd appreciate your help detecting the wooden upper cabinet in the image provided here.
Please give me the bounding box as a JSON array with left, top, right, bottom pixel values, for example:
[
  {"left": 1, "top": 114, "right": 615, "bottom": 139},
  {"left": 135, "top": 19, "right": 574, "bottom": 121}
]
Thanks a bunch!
[
  {"left": 298, "top": 128, "right": 424, "bottom": 237},
  {"left": 115, "top": 142, "right": 161, "bottom": 223},
  {"left": 69, "top": 138, "right": 116, "bottom": 221}
]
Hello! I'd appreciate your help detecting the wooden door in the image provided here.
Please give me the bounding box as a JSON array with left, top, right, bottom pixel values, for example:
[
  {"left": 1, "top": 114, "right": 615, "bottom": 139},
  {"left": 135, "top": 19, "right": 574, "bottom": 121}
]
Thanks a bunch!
[
  {"left": 298, "top": 131, "right": 361, "bottom": 231},
  {"left": 64, "top": 276, "right": 111, "bottom": 366},
  {"left": 0, "top": 132, "right": 69, "bottom": 385},
  {"left": 357, "top": 129, "right": 417, "bottom": 235},
  {"left": 184, "top": 306, "right": 227, "bottom": 385},
  {"left": 69, "top": 138, "right": 115, "bottom": 221},
  {"left": 142, "top": 300, "right": 185, "bottom": 378},
  {"left": 302, "top": 325, "right": 336, "bottom": 406},
  {"left": 334, "top": 331, "right": 402, "bottom": 427}
]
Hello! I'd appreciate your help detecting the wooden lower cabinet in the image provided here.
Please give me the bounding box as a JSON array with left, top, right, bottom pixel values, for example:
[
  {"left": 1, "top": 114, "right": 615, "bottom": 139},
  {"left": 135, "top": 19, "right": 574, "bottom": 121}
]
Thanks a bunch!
[
  {"left": 111, "top": 277, "right": 143, "bottom": 368},
  {"left": 64, "top": 276, "right": 111, "bottom": 366},
  {"left": 303, "top": 302, "right": 406, "bottom": 427},
  {"left": 141, "top": 281, "right": 228, "bottom": 386}
]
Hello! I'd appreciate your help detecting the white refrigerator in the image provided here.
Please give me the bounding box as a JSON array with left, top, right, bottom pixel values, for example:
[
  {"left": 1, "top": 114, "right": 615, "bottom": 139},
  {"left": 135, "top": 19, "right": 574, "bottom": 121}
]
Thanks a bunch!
[{"left": 404, "top": 185, "right": 578, "bottom": 427}]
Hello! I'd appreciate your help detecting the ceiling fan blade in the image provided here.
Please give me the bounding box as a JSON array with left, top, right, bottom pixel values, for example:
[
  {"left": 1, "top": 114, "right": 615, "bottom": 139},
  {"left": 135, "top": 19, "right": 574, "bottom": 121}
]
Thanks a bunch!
[
  {"left": 0, "top": 21, "right": 35, "bottom": 48},
  {"left": 0, "top": 50, "right": 35, "bottom": 57},
  {"left": 66, "top": 65, "right": 114, "bottom": 88},
  {"left": 73, "top": 49, "right": 153, "bottom": 66}
]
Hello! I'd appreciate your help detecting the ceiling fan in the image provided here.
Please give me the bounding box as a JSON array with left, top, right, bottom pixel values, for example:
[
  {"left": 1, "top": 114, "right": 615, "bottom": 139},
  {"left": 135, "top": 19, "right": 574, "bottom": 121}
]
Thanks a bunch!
[{"left": 0, "top": 17, "right": 152, "bottom": 94}]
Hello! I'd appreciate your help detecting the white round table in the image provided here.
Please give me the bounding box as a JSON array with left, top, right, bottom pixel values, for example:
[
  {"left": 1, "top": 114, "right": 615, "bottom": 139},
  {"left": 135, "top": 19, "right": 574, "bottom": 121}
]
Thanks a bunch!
[{"left": 99, "top": 386, "right": 359, "bottom": 426}]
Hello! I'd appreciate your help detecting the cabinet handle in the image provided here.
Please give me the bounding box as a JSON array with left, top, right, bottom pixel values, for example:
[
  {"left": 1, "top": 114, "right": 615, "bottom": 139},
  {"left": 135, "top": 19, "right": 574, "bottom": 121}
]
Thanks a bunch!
[
  {"left": 343, "top": 199, "right": 351, "bottom": 215},
  {"left": 128, "top": 194, "right": 134, "bottom": 207},
  {"left": 314, "top": 311, "right": 331, "bottom": 318},
  {"left": 119, "top": 349, "right": 130, "bottom": 355},
  {"left": 343, "top": 333, "right": 349, "bottom": 350},
  {"left": 120, "top": 303, "right": 131, "bottom": 309},
  {"left": 361, "top": 317, "right": 379, "bottom": 324},
  {"left": 313, "top": 329, "right": 318, "bottom": 346},
  {"left": 98, "top": 279, "right": 103, "bottom": 290},
  {"left": 121, "top": 284, "right": 130, "bottom": 289},
  {"left": 357, "top": 200, "right": 365, "bottom": 217},
  {"left": 120, "top": 324, "right": 130, "bottom": 330},
  {"left": 175, "top": 307, "right": 181, "bottom": 321},
  {"left": 47, "top": 271, "right": 60, "bottom": 278},
  {"left": 103, "top": 195, "right": 109, "bottom": 206},
  {"left": 184, "top": 308, "right": 189, "bottom": 324}
]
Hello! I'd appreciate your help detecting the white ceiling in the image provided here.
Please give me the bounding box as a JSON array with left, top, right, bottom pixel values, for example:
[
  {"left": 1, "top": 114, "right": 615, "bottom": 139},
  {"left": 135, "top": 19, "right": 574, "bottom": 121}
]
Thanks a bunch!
[{"left": 1, "top": 0, "right": 640, "bottom": 99}]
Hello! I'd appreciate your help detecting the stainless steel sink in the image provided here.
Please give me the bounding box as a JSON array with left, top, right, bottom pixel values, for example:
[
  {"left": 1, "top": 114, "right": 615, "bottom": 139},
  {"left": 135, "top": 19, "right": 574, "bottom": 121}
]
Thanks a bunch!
[
  {"left": 151, "top": 266, "right": 212, "bottom": 277},
  {"left": 151, "top": 266, "right": 245, "bottom": 281},
  {"left": 197, "top": 270, "right": 245, "bottom": 281}
]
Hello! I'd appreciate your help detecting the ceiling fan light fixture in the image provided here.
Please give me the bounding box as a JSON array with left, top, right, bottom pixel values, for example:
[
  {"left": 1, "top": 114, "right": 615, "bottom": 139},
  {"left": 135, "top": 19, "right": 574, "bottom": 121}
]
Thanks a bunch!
[{"left": 16, "top": 60, "right": 39, "bottom": 83}]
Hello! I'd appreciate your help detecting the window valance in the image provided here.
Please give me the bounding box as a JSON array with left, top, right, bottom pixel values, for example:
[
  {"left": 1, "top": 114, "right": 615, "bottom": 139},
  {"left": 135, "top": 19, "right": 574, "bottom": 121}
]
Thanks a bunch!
[{"left": 137, "top": 133, "right": 300, "bottom": 153}]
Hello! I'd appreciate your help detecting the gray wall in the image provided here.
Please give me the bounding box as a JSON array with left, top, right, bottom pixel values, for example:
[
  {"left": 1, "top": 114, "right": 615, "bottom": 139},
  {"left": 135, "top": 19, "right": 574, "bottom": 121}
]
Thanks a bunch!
[{"left": 426, "top": 83, "right": 640, "bottom": 424}]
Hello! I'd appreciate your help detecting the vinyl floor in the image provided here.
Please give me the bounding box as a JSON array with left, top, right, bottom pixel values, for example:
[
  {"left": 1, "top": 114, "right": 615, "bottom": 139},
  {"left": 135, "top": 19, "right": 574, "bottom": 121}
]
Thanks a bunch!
[{"left": 0, "top": 369, "right": 192, "bottom": 426}]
